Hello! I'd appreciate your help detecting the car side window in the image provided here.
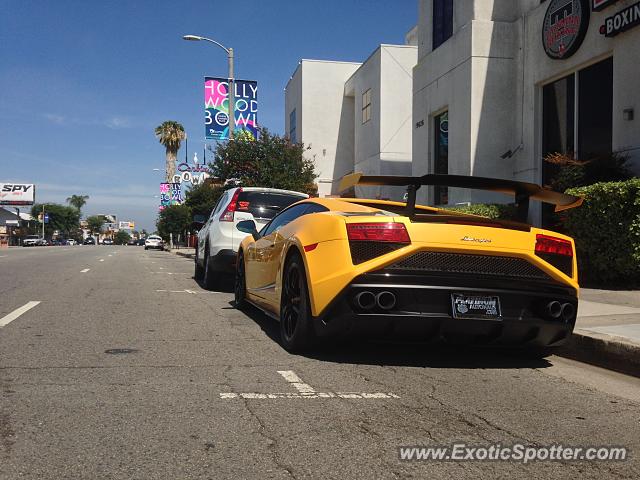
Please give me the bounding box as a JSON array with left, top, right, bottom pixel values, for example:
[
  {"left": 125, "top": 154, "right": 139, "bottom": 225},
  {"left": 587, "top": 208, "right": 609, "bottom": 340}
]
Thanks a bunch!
[
  {"left": 261, "top": 203, "right": 312, "bottom": 237},
  {"left": 210, "top": 191, "right": 229, "bottom": 220}
]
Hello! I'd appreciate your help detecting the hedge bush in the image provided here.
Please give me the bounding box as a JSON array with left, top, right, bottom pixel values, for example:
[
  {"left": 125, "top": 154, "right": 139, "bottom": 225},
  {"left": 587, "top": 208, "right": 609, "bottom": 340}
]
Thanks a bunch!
[
  {"left": 565, "top": 179, "right": 640, "bottom": 285},
  {"left": 445, "top": 203, "right": 518, "bottom": 220}
]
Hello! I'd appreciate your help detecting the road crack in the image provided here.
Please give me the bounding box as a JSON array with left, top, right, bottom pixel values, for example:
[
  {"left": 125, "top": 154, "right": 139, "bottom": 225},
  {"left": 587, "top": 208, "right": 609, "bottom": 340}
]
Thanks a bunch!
[{"left": 221, "top": 366, "right": 297, "bottom": 479}]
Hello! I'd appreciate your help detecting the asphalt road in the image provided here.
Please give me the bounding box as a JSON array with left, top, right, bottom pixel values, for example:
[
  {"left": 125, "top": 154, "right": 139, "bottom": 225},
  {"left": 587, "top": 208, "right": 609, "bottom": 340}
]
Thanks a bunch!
[{"left": 1, "top": 246, "right": 639, "bottom": 479}]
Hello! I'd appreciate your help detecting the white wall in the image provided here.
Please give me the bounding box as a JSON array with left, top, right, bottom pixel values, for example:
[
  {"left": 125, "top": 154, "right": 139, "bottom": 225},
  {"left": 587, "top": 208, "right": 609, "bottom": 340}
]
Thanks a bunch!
[
  {"left": 284, "top": 60, "right": 361, "bottom": 197},
  {"left": 413, "top": 0, "right": 640, "bottom": 216}
]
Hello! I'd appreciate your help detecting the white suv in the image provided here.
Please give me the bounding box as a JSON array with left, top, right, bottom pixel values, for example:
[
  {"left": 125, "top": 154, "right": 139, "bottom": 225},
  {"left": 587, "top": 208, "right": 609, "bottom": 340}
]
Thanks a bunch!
[{"left": 195, "top": 187, "right": 308, "bottom": 288}]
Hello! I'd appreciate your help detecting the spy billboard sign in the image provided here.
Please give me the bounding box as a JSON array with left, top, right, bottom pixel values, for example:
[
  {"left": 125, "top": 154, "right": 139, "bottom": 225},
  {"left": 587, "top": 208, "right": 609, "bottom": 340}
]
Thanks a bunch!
[{"left": 0, "top": 183, "right": 35, "bottom": 206}]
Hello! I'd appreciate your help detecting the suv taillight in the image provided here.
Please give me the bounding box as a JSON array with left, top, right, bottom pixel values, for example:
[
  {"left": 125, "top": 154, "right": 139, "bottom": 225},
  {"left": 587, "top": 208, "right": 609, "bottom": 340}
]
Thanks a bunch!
[
  {"left": 535, "top": 234, "right": 573, "bottom": 276},
  {"left": 220, "top": 188, "right": 242, "bottom": 222},
  {"left": 347, "top": 223, "right": 410, "bottom": 243}
]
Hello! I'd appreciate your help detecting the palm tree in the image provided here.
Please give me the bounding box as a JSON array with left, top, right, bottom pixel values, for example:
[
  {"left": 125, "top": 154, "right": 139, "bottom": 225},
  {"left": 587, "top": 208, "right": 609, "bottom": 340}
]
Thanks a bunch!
[
  {"left": 155, "top": 121, "right": 186, "bottom": 182},
  {"left": 66, "top": 194, "right": 89, "bottom": 212}
]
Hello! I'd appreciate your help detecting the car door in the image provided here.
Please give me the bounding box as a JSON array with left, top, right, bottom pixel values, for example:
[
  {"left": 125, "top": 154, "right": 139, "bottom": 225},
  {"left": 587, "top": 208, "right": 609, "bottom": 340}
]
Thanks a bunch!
[
  {"left": 247, "top": 203, "right": 312, "bottom": 299},
  {"left": 199, "top": 191, "right": 228, "bottom": 261}
]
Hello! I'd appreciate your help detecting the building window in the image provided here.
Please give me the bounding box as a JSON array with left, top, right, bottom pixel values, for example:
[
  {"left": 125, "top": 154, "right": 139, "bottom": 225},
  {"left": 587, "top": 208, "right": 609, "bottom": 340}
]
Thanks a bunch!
[
  {"left": 289, "top": 109, "right": 297, "bottom": 143},
  {"left": 434, "top": 111, "right": 449, "bottom": 205},
  {"left": 362, "top": 89, "right": 372, "bottom": 124},
  {"left": 542, "top": 57, "right": 613, "bottom": 226},
  {"left": 433, "top": 0, "right": 453, "bottom": 50}
]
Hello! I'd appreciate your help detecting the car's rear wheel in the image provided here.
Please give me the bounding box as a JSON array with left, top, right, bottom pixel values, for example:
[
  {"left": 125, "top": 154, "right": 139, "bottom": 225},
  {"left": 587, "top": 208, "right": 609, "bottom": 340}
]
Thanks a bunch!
[
  {"left": 203, "top": 246, "right": 219, "bottom": 290},
  {"left": 194, "top": 247, "right": 204, "bottom": 280},
  {"left": 280, "top": 253, "right": 315, "bottom": 352},
  {"left": 234, "top": 251, "right": 247, "bottom": 308}
]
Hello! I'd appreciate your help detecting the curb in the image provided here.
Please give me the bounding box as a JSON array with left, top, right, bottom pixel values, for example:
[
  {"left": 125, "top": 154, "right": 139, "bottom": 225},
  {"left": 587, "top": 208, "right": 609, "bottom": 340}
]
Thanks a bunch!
[
  {"left": 173, "top": 250, "right": 196, "bottom": 260},
  {"left": 557, "top": 329, "right": 640, "bottom": 378}
]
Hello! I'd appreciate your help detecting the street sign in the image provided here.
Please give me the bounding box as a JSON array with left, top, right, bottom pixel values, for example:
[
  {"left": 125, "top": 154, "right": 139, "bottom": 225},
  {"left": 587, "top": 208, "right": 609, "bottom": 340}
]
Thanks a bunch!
[{"left": 44, "top": 213, "right": 49, "bottom": 224}]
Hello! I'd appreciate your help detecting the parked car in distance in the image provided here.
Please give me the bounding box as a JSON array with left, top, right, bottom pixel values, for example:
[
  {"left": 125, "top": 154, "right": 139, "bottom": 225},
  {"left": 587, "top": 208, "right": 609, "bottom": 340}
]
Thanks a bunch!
[
  {"left": 137, "top": 238, "right": 146, "bottom": 246},
  {"left": 37, "top": 238, "right": 49, "bottom": 246},
  {"left": 67, "top": 239, "right": 77, "bottom": 245},
  {"left": 127, "top": 238, "right": 137, "bottom": 246},
  {"left": 102, "top": 238, "right": 114, "bottom": 245},
  {"left": 83, "top": 237, "right": 96, "bottom": 245},
  {"left": 23, "top": 235, "right": 41, "bottom": 247},
  {"left": 144, "top": 235, "right": 164, "bottom": 250},
  {"left": 195, "top": 186, "right": 309, "bottom": 288}
]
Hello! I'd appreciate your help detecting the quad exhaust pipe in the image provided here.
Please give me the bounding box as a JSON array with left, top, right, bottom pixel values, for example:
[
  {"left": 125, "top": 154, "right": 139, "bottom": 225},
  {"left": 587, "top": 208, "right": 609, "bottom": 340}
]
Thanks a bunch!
[
  {"left": 354, "top": 290, "right": 397, "bottom": 311},
  {"left": 376, "top": 291, "right": 396, "bottom": 310},
  {"left": 561, "top": 302, "right": 575, "bottom": 322},
  {"left": 545, "top": 301, "right": 576, "bottom": 322},
  {"left": 355, "top": 291, "right": 376, "bottom": 311}
]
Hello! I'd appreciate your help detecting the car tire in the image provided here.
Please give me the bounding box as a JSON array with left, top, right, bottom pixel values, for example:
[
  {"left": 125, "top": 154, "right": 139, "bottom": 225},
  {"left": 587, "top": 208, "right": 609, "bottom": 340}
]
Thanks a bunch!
[
  {"left": 144, "top": 246, "right": 148, "bottom": 250},
  {"left": 194, "top": 248, "right": 204, "bottom": 281},
  {"left": 234, "top": 250, "right": 247, "bottom": 308},
  {"left": 280, "top": 252, "right": 315, "bottom": 352},
  {"left": 203, "top": 247, "right": 219, "bottom": 290}
]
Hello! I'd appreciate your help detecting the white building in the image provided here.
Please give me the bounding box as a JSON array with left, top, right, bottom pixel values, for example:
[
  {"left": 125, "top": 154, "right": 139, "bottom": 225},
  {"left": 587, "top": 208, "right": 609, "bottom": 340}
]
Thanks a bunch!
[
  {"left": 284, "top": 42, "right": 418, "bottom": 198},
  {"left": 412, "top": 0, "right": 640, "bottom": 222}
]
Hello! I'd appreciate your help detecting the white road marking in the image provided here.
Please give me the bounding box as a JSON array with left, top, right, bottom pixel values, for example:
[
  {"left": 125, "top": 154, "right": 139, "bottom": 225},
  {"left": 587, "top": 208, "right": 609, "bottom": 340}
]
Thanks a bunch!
[
  {"left": 99, "top": 259, "right": 105, "bottom": 262},
  {"left": 278, "top": 370, "right": 317, "bottom": 394},
  {"left": 156, "top": 289, "right": 198, "bottom": 294},
  {"left": 80, "top": 268, "right": 90, "bottom": 273},
  {"left": 220, "top": 370, "right": 399, "bottom": 400},
  {"left": 0, "top": 255, "right": 7, "bottom": 258},
  {"left": 0, "top": 301, "right": 41, "bottom": 328},
  {"left": 108, "top": 254, "right": 113, "bottom": 257}
]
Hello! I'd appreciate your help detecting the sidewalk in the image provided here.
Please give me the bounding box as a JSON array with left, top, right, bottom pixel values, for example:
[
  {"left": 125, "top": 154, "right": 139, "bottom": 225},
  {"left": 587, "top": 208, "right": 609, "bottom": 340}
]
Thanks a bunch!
[
  {"left": 168, "top": 245, "right": 639, "bottom": 375},
  {"left": 170, "top": 247, "right": 195, "bottom": 259},
  {"left": 558, "top": 288, "right": 640, "bottom": 377}
]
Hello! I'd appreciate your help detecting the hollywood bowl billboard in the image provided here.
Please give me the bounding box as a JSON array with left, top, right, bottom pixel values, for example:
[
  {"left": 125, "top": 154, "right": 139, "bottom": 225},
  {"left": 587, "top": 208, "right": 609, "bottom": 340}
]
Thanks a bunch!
[{"left": 205, "top": 77, "right": 258, "bottom": 141}]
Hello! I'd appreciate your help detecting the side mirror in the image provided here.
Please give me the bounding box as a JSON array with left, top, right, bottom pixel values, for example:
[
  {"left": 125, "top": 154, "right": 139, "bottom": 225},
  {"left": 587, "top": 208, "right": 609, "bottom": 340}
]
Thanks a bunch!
[{"left": 236, "top": 219, "right": 259, "bottom": 240}]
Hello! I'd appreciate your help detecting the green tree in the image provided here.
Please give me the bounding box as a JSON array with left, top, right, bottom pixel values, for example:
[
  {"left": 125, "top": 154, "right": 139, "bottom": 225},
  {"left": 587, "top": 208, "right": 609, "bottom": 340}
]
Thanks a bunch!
[
  {"left": 66, "top": 194, "right": 89, "bottom": 212},
  {"left": 157, "top": 204, "right": 191, "bottom": 241},
  {"left": 184, "top": 182, "right": 224, "bottom": 218},
  {"left": 155, "top": 120, "right": 186, "bottom": 182},
  {"left": 86, "top": 215, "right": 106, "bottom": 235},
  {"left": 30, "top": 204, "right": 80, "bottom": 238},
  {"left": 114, "top": 230, "right": 131, "bottom": 245},
  {"left": 210, "top": 127, "right": 317, "bottom": 195}
]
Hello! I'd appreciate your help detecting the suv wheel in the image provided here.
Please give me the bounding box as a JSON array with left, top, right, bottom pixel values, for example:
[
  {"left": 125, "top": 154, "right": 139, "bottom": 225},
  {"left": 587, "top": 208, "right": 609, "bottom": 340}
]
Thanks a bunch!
[
  {"left": 203, "top": 247, "right": 219, "bottom": 290},
  {"left": 194, "top": 248, "right": 204, "bottom": 280},
  {"left": 234, "top": 251, "right": 247, "bottom": 308}
]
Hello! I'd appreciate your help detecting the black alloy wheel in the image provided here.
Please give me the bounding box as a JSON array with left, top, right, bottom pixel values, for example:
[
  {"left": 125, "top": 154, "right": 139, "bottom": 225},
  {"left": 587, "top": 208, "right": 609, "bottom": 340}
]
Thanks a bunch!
[{"left": 280, "top": 253, "right": 315, "bottom": 352}]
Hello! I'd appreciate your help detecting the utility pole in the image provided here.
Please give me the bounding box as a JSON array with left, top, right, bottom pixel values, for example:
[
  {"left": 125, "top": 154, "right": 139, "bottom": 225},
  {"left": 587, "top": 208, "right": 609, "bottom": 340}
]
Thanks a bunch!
[
  {"left": 228, "top": 47, "right": 235, "bottom": 140},
  {"left": 41, "top": 204, "right": 45, "bottom": 238}
]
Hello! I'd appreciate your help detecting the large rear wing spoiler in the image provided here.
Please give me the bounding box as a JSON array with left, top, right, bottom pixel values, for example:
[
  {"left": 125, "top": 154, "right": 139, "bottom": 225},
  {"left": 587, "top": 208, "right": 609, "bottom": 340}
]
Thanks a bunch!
[{"left": 338, "top": 173, "right": 583, "bottom": 222}]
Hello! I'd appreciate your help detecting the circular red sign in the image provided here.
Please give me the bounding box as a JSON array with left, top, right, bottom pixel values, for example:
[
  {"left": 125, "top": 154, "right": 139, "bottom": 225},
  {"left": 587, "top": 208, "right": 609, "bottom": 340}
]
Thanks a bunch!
[{"left": 542, "top": 0, "right": 590, "bottom": 59}]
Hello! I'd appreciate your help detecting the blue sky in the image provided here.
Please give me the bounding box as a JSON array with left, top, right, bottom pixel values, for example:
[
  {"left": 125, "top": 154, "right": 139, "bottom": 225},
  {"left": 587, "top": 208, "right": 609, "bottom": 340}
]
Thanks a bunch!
[{"left": 1, "top": 1, "right": 416, "bottom": 231}]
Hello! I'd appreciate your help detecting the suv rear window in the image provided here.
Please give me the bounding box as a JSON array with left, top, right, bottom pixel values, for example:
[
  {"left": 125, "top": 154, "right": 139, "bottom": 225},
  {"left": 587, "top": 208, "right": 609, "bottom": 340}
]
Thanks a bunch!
[{"left": 237, "top": 192, "right": 306, "bottom": 221}]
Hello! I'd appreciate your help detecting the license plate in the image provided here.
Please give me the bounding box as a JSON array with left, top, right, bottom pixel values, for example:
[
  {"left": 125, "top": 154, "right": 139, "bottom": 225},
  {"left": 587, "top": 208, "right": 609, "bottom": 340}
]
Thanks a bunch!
[{"left": 451, "top": 294, "right": 501, "bottom": 320}]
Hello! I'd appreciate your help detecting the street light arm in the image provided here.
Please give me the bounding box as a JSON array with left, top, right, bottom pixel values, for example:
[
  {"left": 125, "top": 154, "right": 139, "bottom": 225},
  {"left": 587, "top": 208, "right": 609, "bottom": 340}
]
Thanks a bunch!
[{"left": 183, "top": 34, "right": 230, "bottom": 54}]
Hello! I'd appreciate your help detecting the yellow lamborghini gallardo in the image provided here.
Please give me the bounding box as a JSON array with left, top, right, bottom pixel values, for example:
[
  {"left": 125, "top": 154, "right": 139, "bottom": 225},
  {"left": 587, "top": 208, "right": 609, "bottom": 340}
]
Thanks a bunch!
[{"left": 234, "top": 173, "right": 583, "bottom": 354}]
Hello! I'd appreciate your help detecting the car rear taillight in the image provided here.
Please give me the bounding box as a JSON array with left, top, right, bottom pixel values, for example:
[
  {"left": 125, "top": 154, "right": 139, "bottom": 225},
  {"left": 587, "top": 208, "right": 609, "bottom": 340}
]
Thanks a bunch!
[
  {"left": 535, "top": 234, "right": 573, "bottom": 257},
  {"left": 347, "top": 223, "right": 410, "bottom": 243},
  {"left": 220, "top": 188, "right": 242, "bottom": 222},
  {"left": 535, "top": 234, "right": 573, "bottom": 277}
]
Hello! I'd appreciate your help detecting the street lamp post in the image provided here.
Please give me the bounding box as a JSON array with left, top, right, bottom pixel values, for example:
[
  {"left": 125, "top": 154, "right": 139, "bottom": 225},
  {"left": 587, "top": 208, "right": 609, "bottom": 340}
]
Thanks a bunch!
[{"left": 183, "top": 34, "right": 235, "bottom": 140}]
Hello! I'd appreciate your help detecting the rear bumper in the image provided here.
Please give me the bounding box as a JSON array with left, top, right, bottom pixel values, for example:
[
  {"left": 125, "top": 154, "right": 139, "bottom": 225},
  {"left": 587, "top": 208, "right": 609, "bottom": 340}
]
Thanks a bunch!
[
  {"left": 208, "top": 249, "right": 237, "bottom": 274},
  {"left": 313, "top": 273, "right": 577, "bottom": 348}
]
